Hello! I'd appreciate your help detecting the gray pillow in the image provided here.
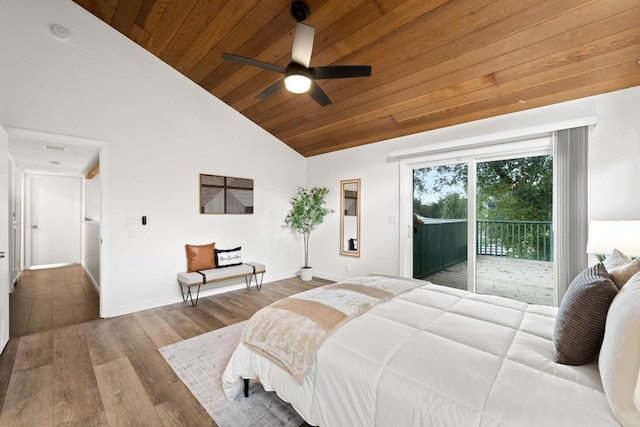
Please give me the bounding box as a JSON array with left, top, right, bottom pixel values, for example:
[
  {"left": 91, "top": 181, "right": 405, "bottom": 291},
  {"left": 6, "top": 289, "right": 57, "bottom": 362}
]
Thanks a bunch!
[{"left": 554, "top": 263, "right": 618, "bottom": 365}]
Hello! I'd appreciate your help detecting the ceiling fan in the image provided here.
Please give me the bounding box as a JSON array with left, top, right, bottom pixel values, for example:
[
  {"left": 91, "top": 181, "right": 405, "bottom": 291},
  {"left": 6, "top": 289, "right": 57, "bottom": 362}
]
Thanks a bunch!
[{"left": 221, "top": 1, "right": 372, "bottom": 107}]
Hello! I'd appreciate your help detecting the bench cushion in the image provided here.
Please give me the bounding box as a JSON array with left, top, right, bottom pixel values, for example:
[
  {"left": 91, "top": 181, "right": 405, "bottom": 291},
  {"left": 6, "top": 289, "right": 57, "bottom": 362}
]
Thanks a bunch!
[{"left": 178, "top": 262, "right": 265, "bottom": 287}]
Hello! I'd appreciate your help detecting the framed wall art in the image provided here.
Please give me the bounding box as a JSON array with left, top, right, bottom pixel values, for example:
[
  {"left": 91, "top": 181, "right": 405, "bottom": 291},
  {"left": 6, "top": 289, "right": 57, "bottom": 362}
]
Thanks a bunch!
[{"left": 200, "top": 174, "right": 254, "bottom": 214}]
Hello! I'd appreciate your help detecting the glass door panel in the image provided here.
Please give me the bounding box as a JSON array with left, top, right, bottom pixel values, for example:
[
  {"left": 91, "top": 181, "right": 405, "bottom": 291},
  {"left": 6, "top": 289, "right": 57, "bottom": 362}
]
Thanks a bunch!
[
  {"left": 413, "top": 163, "right": 468, "bottom": 291},
  {"left": 475, "top": 155, "right": 554, "bottom": 305}
]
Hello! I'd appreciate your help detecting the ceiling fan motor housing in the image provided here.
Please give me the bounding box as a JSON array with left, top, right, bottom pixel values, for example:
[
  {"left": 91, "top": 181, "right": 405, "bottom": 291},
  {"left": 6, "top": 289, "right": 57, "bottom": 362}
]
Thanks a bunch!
[
  {"left": 284, "top": 62, "right": 312, "bottom": 93},
  {"left": 291, "top": 1, "right": 309, "bottom": 22},
  {"left": 286, "top": 62, "right": 311, "bottom": 78}
]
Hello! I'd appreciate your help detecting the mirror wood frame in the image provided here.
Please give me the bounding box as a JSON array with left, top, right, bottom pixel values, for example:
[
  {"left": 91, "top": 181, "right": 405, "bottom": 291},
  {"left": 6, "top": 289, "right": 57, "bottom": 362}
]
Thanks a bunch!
[{"left": 340, "top": 179, "right": 361, "bottom": 257}]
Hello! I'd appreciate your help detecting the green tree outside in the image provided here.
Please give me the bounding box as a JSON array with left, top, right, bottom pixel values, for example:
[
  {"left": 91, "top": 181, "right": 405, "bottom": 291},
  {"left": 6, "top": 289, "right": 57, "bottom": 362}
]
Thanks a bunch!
[{"left": 413, "top": 155, "right": 553, "bottom": 260}]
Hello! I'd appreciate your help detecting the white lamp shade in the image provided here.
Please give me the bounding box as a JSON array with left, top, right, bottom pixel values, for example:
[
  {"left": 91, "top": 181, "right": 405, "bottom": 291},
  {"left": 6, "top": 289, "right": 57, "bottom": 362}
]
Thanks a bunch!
[
  {"left": 284, "top": 74, "right": 311, "bottom": 94},
  {"left": 586, "top": 220, "right": 640, "bottom": 256}
]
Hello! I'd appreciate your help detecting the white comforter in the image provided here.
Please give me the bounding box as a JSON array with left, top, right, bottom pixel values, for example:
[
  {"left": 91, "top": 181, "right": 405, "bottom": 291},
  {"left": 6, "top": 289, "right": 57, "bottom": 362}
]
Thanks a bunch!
[{"left": 223, "top": 277, "right": 619, "bottom": 426}]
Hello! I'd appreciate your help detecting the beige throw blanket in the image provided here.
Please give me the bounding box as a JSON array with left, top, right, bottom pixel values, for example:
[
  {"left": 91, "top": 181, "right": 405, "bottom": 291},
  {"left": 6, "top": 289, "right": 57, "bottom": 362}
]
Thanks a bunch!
[{"left": 241, "top": 275, "right": 425, "bottom": 383}]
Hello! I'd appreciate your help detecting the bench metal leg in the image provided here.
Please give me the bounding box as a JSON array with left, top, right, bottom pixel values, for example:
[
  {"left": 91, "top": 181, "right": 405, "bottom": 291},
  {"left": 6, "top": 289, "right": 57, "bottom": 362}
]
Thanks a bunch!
[
  {"left": 244, "top": 272, "right": 264, "bottom": 291},
  {"left": 179, "top": 283, "right": 201, "bottom": 307},
  {"left": 244, "top": 378, "right": 250, "bottom": 397}
]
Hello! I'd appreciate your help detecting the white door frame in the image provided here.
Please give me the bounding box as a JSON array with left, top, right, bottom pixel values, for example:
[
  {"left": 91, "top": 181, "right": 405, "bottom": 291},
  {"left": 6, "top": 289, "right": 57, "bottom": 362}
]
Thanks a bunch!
[{"left": 5, "top": 127, "right": 110, "bottom": 318}]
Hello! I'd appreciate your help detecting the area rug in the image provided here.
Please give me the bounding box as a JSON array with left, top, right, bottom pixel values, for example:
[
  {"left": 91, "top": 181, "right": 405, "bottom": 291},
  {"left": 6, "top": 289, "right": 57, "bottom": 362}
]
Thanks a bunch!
[{"left": 159, "top": 321, "right": 304, "bottom": 427}]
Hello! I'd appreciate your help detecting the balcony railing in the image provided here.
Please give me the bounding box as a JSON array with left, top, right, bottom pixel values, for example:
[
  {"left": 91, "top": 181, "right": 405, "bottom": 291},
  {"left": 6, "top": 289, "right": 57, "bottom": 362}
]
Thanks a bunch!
[
  {"left": 477, "top": 220, "right": 552, "bottom": 261},
  {"left": 413, "top": 219, "right": 553, "bottom": 279}
]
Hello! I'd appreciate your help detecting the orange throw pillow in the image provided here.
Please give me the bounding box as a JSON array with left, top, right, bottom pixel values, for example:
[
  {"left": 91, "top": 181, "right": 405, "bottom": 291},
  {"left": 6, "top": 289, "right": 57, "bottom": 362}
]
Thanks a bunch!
[{"left": 185, "top": 243, "right": 215, "bottom": 272}]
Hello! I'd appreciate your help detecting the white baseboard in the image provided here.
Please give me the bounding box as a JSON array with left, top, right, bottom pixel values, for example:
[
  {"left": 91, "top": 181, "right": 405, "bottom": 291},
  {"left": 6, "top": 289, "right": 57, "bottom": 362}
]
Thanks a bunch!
[
  {"left": 9, "top": 271, "right": 21, "bottom": 293},
  {"left": 106, "top": 270, "right": 300, "bottom": 318},
  {"left": 81, "top": 263, "right": 101, "bottom": 295},
  {"left": 312, "top": 271, "right": 347, "bottom": 283}
]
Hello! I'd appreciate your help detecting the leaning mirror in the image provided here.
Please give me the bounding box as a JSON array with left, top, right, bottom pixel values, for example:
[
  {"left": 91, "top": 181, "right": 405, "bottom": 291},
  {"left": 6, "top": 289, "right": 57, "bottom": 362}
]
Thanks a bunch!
[{"left": 340, "top": 179, "right": 360, "bottom": 257}]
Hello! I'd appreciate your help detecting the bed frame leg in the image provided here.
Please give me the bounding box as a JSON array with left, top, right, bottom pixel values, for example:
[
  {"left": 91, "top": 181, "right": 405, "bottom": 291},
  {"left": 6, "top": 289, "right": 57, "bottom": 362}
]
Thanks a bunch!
[{"left": 243, "top": 378, "right": 249, "bottom": 397}]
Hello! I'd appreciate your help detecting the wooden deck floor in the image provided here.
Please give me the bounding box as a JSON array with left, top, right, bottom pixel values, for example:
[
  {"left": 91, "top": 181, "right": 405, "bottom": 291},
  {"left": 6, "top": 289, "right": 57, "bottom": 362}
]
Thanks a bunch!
[{"left": 424, "top": 255, "right": 555, "bottom": 306}]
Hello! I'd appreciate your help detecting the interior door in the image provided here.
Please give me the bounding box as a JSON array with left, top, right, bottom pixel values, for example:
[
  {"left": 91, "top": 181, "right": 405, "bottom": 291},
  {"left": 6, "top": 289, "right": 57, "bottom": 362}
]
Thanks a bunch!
[
  {"left": 26, "top": 175, "right": 82, "bottom": 268},
  {"left": 0, "top": 125, "right": 9, "bottom": 354}
]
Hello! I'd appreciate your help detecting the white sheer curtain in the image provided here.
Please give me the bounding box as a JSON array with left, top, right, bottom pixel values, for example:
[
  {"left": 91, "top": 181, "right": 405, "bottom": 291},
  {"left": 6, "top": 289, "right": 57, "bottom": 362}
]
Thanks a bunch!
[{"left": 554, "top": 126, "right": 589, "bottom": 303}]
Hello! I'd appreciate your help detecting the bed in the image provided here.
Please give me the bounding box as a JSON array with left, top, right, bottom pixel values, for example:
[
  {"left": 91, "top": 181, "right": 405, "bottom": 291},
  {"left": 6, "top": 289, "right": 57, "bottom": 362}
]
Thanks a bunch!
[{"left": 223, "top": 273, "right": 640, "bottom": 426}]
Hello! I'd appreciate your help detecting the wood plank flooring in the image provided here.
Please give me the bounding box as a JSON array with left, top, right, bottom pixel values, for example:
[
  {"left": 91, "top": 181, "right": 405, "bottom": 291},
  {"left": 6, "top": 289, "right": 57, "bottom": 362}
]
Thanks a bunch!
[
  {"left": 0, "top": 267, "right": 328, "bottom": 426},
  {"left": 9, "top": 265, "right": 100, "bottom": 337},
  {"left": 424, "top": 255, "right": 555, "bottom": 306}
]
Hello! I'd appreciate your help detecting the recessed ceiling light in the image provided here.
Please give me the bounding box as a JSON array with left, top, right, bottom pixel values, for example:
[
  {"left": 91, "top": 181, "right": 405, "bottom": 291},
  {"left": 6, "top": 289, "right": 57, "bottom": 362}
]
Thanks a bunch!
[{"left": 43, "top": 144, "right": 68, "bottom": 151}]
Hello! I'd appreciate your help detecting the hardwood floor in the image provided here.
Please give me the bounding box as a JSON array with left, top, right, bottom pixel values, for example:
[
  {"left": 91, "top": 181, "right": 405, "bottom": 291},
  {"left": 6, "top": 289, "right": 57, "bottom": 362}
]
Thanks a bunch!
[
  {"left": 0, "top": 269, "right": 329, "bottom": 426},
  {"left": 9, "top": 265, "right": 100, "bottom": 337}
]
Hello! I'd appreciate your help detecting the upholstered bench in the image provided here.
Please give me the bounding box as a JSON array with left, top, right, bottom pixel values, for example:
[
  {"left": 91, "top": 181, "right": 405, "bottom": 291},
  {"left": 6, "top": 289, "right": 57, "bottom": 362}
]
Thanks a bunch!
[{"left": 177, "top": 262, "right": 266, "bottom": 307}]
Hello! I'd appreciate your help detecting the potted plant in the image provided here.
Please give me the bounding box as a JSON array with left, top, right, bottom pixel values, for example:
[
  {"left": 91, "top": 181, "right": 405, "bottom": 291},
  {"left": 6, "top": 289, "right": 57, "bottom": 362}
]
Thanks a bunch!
[{"left": 284, "top": 187, "right": 334, "bottom": 281}]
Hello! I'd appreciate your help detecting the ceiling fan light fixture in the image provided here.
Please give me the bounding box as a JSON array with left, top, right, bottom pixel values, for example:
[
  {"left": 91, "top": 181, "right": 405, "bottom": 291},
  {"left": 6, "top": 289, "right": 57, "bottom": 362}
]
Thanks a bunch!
[{"left": 284, "top": 74, "right": 311, "bottom": 93}]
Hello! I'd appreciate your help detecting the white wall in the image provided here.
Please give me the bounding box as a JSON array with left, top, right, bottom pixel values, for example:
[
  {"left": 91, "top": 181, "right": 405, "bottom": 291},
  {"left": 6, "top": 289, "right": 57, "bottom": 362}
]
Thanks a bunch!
[
  {"left": 589, "top": 88, "right": 640, "bottom": 220},
  {"left": 84, "top": 173, "right": 100, "bottom": 221},
  {"left": 83, "top": 173, "right": 100, "bottom": 289},
  {"left": 0, "top": 0, "right": 306, "bottom": 316},
  {"left": 307, "top": 86, "right": 640, "bottom": 281}
]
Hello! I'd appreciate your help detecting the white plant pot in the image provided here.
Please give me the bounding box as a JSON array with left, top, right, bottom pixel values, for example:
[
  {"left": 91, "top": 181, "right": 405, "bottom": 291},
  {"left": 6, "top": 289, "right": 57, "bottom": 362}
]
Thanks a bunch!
[{"left": 300, "top": 267, "right": 313, "bottom": 281}]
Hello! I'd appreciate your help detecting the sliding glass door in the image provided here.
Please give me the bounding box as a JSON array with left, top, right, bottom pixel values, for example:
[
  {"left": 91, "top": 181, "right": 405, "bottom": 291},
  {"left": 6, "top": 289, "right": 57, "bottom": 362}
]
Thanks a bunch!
[
  {"left": 413, "top": 163, "right": 468, "bottom": 291},
  {"left": 411, "top": 146, "right": 555, "bottom": 305},
  {"left": 474, "top": 155, "right": 554, "bottom": 304}
]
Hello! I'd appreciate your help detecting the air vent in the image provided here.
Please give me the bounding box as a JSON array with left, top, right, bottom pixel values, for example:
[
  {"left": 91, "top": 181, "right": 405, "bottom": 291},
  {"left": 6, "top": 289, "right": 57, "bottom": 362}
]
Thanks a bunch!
[
  {"left": 43, "top": 145, "right": 68, "bottom": 151},
  {"left": 49, "top": 161, "right": 61, "bottom": 165}
]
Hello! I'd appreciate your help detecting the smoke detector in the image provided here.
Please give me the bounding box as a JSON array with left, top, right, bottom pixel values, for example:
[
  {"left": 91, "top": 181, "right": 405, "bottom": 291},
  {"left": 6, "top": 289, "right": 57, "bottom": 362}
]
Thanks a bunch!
[{"left": 51, "top": 24, "right": 71, "bottom": 41}]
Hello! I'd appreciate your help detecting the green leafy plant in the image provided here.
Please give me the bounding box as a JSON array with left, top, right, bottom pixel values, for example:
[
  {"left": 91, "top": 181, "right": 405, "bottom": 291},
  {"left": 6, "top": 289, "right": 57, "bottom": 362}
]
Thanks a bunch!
[{"left": 284, "top": 187, "right": 334, "bottom": 268}]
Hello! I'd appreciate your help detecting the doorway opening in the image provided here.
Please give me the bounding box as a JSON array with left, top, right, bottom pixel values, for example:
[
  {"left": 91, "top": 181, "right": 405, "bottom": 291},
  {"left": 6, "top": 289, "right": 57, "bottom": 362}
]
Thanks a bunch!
[{"left": 5, "top": 127, "right": 107, "bottom": 335}]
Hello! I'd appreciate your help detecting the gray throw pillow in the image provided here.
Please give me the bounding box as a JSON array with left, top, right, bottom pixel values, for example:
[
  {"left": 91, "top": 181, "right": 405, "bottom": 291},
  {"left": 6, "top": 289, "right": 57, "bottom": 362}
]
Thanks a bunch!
[{"left": 553, "top": 263, "right": 618, "bottom": 365}]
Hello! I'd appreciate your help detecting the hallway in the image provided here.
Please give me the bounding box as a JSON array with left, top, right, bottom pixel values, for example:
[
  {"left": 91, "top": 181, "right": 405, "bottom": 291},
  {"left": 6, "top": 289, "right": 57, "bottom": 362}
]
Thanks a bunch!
[{"left": 9, "top": 265, "right": 100, "bottom": 337}]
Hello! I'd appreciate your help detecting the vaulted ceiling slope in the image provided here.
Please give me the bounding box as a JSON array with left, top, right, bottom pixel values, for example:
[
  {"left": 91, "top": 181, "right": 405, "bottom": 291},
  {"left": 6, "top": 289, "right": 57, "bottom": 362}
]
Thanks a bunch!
[{"left": 73, "top": 0, "right": 640, "bottom": 157}]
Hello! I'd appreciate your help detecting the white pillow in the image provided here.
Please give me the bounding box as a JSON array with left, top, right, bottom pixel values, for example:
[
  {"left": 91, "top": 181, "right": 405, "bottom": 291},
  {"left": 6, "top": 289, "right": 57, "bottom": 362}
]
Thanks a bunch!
[
  {"left": 635, "top": 368, "right": 640, "bottom": 412},
  {"left": 599, "top": 272, "right": 640, "bottom": 426},
  {"left": 603, "top": 249, "right": 632, "bottom": 270},
  {"left": 609, "top": 258, "right": 640, "bottom": 290},
  {"left": 215, "top": 246, "right": 243, "bottom": 268}
]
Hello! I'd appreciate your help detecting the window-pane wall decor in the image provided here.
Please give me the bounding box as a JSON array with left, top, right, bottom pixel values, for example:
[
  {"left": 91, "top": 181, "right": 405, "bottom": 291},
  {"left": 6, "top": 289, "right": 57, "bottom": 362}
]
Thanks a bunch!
[{"left": 200, "top": 174, "right": 254, "bottom": 214}]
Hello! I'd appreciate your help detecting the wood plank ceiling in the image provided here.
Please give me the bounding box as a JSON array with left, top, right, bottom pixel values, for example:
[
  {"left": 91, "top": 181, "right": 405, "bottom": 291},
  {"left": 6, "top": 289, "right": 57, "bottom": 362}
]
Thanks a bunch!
[{"left": 73, "top": 0, "right": 640, "bottom": 157}]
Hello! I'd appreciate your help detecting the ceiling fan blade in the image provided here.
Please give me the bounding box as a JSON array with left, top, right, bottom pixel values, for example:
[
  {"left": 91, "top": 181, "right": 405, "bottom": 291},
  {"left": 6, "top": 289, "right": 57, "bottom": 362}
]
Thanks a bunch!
[
  {"left": 308, "top": 82, "right": 332, "bottom": 107},
  {"left": 256, "top": 80, "right": 285, "bottom": 100},
  {"left": 291, "top": 22, "right": 315, "bottom": 67},
  {"left": 221, "top": 53, "right": 286, "bottom": 74},
  {"left": 311, "top": 65, "right": 372, "bottom": 80}
]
